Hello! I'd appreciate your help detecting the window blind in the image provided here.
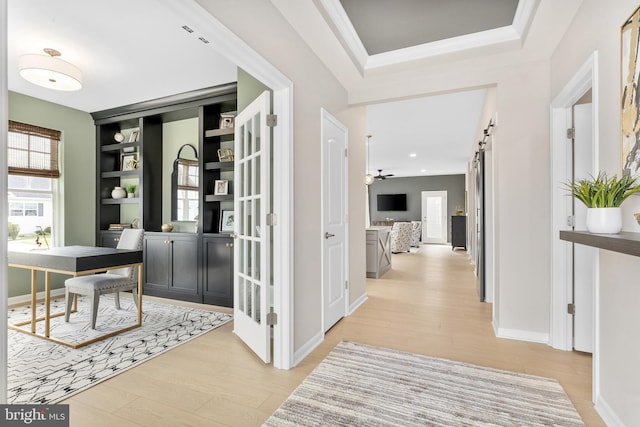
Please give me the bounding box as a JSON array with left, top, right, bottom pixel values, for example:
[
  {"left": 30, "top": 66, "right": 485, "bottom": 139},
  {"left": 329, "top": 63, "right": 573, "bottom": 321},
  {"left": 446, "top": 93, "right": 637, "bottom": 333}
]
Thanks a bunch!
[{"left": 8, "top": 120, "right": 61, "bottom": 178}]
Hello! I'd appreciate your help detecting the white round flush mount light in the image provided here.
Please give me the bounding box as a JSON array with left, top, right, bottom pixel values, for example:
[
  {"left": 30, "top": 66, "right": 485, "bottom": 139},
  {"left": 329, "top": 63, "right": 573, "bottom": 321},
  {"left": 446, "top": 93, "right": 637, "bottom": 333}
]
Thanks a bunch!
[{"left": 19, "top": 48, "right": 83, "bottom": 91}]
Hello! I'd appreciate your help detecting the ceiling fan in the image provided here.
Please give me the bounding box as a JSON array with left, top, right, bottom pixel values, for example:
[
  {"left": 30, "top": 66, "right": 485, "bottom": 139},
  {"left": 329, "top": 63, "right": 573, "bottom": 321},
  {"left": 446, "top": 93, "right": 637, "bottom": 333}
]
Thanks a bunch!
[{"left": 375, "top": 169, "right": 394, "bottom": 180}]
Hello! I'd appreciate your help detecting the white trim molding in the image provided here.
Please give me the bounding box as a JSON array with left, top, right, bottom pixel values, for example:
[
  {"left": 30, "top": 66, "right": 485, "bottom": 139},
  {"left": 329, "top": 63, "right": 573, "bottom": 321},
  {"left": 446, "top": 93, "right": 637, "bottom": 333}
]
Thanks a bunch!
[
  {"left": 293, "top": 330, "right": 323, "bottom": 368},
  {"left": 315, "top": 0, "right": 539, "bottom": 73},
  {"left": 494, "top": 327, "right": 549, "bottom": 345},
  {"left": 1, "top": 0, "right": 8, "bottom": 404},
  {"left": 549, "top": 51, "right": 599, "bottom": 403},
  {"left": 157, "top": 0, "right": 295, "bottom": 369},
  {"left": 348, "top": 292, "right": 368, "bottom": 315}
]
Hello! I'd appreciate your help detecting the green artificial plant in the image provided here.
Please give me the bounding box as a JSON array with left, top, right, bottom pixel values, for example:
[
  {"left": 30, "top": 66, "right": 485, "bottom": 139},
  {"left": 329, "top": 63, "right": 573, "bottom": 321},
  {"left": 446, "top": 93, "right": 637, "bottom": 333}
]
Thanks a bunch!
[{"left": 564, "top": 171, "right": 640, "bottom": 208}]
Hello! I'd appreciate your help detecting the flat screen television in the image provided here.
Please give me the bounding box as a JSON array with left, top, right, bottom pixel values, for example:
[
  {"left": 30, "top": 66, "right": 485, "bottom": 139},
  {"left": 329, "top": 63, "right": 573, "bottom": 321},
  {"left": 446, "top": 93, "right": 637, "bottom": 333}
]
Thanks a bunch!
[{"left": 377, "top": 194, "right": 407, "bottom": 211}]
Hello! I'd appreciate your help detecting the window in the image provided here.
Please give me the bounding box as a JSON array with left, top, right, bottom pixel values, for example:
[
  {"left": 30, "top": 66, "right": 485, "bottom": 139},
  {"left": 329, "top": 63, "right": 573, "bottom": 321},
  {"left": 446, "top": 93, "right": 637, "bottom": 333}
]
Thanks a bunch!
[{"left": 7, "top": 121, "right": 60, "bottom": 250}]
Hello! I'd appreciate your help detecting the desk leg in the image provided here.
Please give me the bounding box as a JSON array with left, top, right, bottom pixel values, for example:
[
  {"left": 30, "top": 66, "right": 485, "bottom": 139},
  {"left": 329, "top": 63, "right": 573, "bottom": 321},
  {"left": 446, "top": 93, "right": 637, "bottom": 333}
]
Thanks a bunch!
[
  {"left": 45, "top": 272, "right": 51, "bottom": 338},
  {"left": 30, "top": 269, "right": 37, "bottom": 334},
  {"left": 137, "top": 264, "right": 143, "bottom": 326}
]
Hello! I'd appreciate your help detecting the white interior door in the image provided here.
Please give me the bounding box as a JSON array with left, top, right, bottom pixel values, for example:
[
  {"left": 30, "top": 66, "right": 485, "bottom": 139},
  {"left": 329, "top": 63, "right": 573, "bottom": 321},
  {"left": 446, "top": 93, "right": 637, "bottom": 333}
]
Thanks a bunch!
[
  {"left": 572, "top": 102, "right": 595, "bottom": 353},
  {"left": 321, "top": 109, "right": 348, "bottom": 332},
  {"left": 233, "top": 91, "right": 272, "bottom": 363},
  {"left": 421, "top": 191, "right": 447, "bottom": 244}
]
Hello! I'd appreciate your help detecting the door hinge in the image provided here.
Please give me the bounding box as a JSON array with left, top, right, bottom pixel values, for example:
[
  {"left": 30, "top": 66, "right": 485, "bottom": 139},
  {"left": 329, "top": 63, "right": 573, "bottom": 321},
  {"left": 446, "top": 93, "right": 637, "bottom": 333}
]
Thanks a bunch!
[
  {"left": 266, "top": 114, "right": 277, "bottom": 127},
  {"left": 566, "top": 128, "right": 575, "bottom": 139},
  {"left": 267, "top": 213, "right": 277, "bottom": 226},
  {"left": 567, "top": 303, "right": 575, "bottom": 315},
  {"left": 345, "top": 148, "right": 348, "bottom": 157},
  {"left": 566, "top": 215, "right": 575, "bottom": 227},
  {"left": 345, "top": 280, "right": 349, "bottom": 289},
  {"left": 267, "top": 311, "right": 278, "bottom": 325}
]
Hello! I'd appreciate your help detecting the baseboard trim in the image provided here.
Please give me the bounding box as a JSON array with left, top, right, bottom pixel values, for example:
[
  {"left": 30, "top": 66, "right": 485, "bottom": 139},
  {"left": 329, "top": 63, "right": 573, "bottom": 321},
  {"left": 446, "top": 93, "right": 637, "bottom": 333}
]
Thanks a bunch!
[
  {"left": 595, "top": 395, "right": 625, "bottom": 427},
  {"left": 293, "top": 330, "right": 323, "bottom": 367},
  {"left": 348, "top": 292, "right": 368, "bottom": 315},
  {"left": 8, "top": 288, "right": 65, "bottom": 307},
  {"left": 494, "top": 325, "right": 549, "bottom": 345}
]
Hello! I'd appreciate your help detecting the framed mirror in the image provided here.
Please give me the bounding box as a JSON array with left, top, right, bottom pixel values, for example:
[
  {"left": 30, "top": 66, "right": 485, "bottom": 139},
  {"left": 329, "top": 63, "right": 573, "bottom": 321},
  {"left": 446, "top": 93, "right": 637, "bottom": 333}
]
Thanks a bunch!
[{"left": 171, "top": 144, "right": 199, "bottom": 221}]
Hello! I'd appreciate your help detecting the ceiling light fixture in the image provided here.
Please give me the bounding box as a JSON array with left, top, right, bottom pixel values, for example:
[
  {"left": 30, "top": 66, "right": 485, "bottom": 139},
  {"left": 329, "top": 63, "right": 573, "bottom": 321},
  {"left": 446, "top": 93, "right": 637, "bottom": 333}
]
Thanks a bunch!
[
  {"left": 365, "top": 135, "right": 375, "bottom": 185},
  {"left": 409, "top": 153, "right": 417, "bottom": 157},
  {"left": 19, "top": 48, "right": 83, "bottom": 91}
]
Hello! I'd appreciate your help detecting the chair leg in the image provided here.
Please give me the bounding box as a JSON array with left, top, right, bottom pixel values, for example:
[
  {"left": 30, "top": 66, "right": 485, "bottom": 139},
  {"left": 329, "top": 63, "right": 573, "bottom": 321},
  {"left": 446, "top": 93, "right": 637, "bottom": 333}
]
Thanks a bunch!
[
  {"left": 132, "top": 288, "right": 139, "bottom": 310},
  {"left": 90, "top": 291, "right": 100, "bottom": 329},
  {"left": 114, "top": 292, "right": 121, "bottom": 310},
  {"left": 64, "top": 288, "right": 73, "bottom": 322}
]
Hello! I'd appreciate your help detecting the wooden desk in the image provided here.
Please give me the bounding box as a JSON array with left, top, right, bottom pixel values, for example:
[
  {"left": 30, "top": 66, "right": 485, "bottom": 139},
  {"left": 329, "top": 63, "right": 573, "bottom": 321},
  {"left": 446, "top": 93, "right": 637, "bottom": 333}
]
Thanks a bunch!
[{"left": 8, "top": 246, "right": 143, "bottom": 349}]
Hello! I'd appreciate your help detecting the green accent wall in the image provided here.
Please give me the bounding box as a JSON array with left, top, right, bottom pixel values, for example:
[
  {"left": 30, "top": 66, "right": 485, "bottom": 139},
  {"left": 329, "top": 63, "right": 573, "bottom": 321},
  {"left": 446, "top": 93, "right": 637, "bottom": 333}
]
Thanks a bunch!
[
  {"left": 8, "top": 91, "right": 95, "bottom": 298},
  {"left": 238, "top": 68, "right": 271, "bottom": 111}
]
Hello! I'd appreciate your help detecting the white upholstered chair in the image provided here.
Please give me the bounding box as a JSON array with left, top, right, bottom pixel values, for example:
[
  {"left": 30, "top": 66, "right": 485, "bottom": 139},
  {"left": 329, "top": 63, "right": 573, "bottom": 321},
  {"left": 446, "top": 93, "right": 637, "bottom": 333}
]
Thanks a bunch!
[
  {"left": 410, "top": 221, "right": 422, "bottom": 247},
  {"left": 64, "top": 228, "right": 144, "bottom": 329},
  {"left": 390, "top": 222, "right": 413, "bottom": 253}
]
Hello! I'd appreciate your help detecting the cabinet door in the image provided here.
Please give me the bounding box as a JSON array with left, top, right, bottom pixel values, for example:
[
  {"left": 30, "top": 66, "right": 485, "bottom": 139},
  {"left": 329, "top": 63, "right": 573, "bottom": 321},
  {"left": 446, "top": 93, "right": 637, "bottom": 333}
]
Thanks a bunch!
[
  {"left": 203, "top": 236, "right": 233, "bottom": 307},
  {"left": 169, "top": 236, "right": 199, "bottom": 294},
  {"left": 144, "top": 236, "right": 171, "bottom": 291}
]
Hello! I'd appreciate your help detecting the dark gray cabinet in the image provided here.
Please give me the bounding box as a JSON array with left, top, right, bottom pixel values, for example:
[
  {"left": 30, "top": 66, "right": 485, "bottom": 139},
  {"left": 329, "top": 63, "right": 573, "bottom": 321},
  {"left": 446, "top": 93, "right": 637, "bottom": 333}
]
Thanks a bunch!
[
  {"left": 92, "top": 84, "right": 238, "bottom": 306},
  {"left": 99, "top": 230, "right": 122, "bottom": 248},
  {"left": 143, "top": 233, "right": 199, "bottom": 302},
  {"left": 451, "top": 215, "right": 467, "bottom": 250},
  {"left": 202, "top": 234, "right": 234, "bottom": 307}
]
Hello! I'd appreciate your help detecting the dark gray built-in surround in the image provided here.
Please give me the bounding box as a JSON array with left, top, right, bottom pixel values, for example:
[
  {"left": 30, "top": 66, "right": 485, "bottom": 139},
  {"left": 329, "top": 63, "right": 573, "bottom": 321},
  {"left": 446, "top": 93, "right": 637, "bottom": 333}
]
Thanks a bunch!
[{"left": 368, "top": 174, "right": 465, "bottom": 242}]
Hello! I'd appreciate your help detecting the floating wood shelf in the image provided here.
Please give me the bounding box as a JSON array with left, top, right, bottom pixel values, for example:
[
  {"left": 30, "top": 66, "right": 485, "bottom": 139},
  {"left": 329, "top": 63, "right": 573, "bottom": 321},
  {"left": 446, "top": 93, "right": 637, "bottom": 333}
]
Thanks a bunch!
[
  {"left": 204, "top": 128, "right": 234, "bottom": 138},
  {"left": 559, "top": 230, "right": 640, "bottom": 257}
]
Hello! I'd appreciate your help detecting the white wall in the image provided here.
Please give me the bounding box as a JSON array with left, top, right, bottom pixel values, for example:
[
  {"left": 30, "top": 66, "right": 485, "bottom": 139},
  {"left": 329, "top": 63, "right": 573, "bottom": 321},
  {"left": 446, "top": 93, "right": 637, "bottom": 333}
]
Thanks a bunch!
[
  {"left": 196, "top": 0, "right": 366, "bottom": 355},
  {"left": 551, "top": 1, "right": 640, "bottom": 424}
]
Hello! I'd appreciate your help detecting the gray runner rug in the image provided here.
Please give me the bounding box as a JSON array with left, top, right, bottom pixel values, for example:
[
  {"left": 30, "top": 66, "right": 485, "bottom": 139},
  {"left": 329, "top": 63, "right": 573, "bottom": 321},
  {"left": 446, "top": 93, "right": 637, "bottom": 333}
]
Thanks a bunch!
[
  {"left": 265, "top": 341, "right": 584, "bottom": 426},
  {"left": 8, "top": 295, "right": 232, "bottom": 404}
]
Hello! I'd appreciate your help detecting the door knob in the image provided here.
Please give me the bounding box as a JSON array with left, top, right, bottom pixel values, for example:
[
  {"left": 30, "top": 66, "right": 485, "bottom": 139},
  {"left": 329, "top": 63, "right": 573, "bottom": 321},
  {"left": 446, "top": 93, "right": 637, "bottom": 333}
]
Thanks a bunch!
[{"left": 325, "top": 232, "right": 335, "bottom": 239}]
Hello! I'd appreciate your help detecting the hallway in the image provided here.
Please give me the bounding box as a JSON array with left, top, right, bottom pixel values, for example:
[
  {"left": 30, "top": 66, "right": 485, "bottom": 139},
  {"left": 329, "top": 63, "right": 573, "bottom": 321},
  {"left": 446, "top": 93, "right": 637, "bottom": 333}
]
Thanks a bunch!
[{"left": 63, "top": 245, "right": 604, "bottom": 426}]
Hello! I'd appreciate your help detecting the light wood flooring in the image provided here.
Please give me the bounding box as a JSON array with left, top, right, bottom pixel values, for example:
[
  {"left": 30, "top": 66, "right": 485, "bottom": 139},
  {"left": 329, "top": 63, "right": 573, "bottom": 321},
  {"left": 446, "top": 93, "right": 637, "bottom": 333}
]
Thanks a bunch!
[{"left": 62, "top": 244, "right": 605, "bottom": 426}]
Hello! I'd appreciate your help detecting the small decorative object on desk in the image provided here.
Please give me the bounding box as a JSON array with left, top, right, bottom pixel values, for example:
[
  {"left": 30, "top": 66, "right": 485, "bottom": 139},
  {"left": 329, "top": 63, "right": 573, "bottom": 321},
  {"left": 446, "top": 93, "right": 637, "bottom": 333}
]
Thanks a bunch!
[
  {"left": 111, "top": 186, "right": 126, "bottom": 199},
  {"left": 161, "top": 223, "right": 174, "bottom": 232},
  {"left": 219, "top": 112, "right": 235, "bottom": 129},
  {"left": 217, "top": 148, "right": 234, "bottom": 162},
  {"left": 114, "top": 132, "right": 125, "bottom": 143},
  {"left": 131, "top": 218, "right": 140, "bottom": 229}
]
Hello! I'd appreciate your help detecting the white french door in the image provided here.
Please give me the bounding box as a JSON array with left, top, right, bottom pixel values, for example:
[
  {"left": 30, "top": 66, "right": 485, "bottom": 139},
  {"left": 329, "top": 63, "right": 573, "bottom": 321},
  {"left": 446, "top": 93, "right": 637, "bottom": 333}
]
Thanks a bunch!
[
  {"left": 421, "top": 191, "right": 448, "bottom": 244},
  {"left": 233, "top": 91, "right": 272, "bottom": 363}
]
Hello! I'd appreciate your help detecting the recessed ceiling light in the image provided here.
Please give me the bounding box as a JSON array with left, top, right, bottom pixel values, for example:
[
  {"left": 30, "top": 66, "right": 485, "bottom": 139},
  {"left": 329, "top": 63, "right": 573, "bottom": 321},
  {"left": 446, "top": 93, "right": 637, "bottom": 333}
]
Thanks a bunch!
[
  {"left": 409, "top": 153, "right": 417, "bottom": 157},
  {"left": 421, "top": 169, "right": 427, "bottom": 173}
]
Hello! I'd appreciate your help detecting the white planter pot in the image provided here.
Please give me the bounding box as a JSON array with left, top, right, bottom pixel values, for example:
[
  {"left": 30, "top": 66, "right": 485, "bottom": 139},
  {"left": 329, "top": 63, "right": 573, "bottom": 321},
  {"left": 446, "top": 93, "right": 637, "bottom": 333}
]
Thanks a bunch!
[{"left": 586, "top": 207, "right": 622, "bottom": 234}]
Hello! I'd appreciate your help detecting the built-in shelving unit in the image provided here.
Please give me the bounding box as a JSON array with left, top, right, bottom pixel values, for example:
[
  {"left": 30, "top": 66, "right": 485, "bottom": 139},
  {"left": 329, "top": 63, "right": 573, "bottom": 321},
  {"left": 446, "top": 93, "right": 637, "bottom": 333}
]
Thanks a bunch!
[
  {"left": 90, "top": 83, "right": 238, "bottom": 307},
  {"left": 559, "top": 230, "right": 640, "bottom": 257}
]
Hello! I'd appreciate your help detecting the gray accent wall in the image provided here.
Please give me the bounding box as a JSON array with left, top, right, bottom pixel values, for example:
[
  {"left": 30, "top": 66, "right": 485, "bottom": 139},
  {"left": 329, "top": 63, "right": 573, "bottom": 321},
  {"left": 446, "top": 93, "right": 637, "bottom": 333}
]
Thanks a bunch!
[{"left": 368, "top": 174, "right": 465, "bottom": 242}]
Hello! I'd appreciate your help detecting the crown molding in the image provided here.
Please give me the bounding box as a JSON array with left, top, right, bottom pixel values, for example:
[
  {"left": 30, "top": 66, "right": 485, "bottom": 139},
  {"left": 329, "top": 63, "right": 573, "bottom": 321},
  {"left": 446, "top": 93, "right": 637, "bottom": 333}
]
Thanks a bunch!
[{"left": 316, "top": 0, "right": 540, "bottom": 74}]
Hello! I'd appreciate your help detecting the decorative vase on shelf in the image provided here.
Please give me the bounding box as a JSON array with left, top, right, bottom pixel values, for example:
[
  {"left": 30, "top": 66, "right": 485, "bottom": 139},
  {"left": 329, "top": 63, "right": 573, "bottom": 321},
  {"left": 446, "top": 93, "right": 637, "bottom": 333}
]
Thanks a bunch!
[
  {"left": 111, "top": 186, "right": 126, "bottom": 199},
  {"left": 586, "top": 207, "right": 622, "bottom": 234}
]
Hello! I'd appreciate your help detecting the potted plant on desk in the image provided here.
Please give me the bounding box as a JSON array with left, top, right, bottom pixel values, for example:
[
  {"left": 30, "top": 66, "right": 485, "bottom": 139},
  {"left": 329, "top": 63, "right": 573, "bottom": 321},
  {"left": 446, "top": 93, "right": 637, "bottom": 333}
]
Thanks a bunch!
[{"left": 564, "top": 172, "right": 640, "bottom": 233}]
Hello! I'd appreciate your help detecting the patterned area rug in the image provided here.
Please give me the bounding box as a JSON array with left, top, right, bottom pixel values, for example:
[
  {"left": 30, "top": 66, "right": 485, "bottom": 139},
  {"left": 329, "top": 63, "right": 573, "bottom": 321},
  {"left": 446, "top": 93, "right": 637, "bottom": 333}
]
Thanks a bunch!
[
  {"left": 7, "top": 295, "right": 232, "bottom": 404},
  {"left": 265, "top": 341, "right": 585, "bottom": 427}
]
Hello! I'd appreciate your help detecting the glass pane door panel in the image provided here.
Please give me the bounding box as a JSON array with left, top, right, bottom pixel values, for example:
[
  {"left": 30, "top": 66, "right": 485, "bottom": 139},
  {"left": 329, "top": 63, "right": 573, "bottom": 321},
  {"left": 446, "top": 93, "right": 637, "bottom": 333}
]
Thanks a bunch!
[
  {"left": 254, "top": 283, "right": 261, "bottom": 324},
  {"left": 426, "top": 197, "right": 443, "bottom": 239}
]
